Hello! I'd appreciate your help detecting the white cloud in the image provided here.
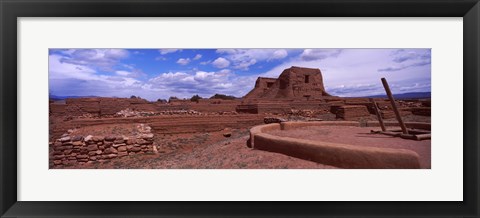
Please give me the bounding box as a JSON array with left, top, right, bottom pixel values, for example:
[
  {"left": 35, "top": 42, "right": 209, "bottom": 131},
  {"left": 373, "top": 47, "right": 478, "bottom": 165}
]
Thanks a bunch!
[
  {"left": 218, "top": 69, "right": 231, "bottom": 74},
  {"left": 378, "top": 49, "right": 431, "bottom": 72},
  {"left": 193, "top": 54, "right": 202, "bottom": 60},
  {"left": 176, "top": 58, "right": 191, "bottom": 65},
  {"left": 58, "top": 49, "right": 130, "bottom": 72},
  {"left": 300, "top": 49, "right": 342, "bottom": 61},
  {"left": 216, "top": 49, "right": 289, "bottom": 70},
  {"left": 115, "top": 71, "right": 131, "bottom": 76},
  {"left": 232, "top": 59, "right": 256, "bottom": 70},
  {"left": 159, "top": 49, "right": 180, "bottom": 55},
  {"left": 272, "top": 49, "right": 288, "bottom": 60},
  {"left": 212, "top": 57, "right": 230, "bottom": 68},
  {"left": 49, "top": 54, "right": 155, "bottom": 99},
  {"left": 49, "top": 54, "right": 97, "bottom": 80},
  {"left": 146, "top": 70, "right": 254, "bottom": 99}
]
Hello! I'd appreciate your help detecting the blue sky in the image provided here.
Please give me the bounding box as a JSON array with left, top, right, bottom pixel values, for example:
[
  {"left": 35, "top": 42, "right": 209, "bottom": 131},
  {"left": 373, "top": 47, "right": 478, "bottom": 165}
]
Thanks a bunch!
[{"left": 49, "top": 48, "right": 431, "bottom": 101}]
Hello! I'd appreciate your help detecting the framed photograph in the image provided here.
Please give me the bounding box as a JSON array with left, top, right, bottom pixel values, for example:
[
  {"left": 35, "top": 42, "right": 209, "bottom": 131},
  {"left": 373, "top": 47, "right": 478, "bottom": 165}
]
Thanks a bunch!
[{"left": 1, "top": 0, "right": 478, "bottom": 217}]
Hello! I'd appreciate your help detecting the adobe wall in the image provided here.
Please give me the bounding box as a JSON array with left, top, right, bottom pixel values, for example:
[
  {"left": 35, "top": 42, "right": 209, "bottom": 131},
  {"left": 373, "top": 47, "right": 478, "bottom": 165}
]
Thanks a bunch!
[
  {"left": 50, "top": 97, "right": 243, "bottom": 117},
  {"left": 50, "top": 97, "right": 152, "bottom": 117},
  {"left": 49, "top": 124, "right": 156, "bottom": 167},
  {"left": 248, "top": 121, "right": 422, "bottom": 169}
]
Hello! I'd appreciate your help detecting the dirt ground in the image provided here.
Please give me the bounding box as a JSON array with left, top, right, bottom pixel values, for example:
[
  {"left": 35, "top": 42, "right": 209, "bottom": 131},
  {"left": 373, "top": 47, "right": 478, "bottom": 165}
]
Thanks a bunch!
[{"left": 268, "top": 126, "right": 431, "bottom": 169}]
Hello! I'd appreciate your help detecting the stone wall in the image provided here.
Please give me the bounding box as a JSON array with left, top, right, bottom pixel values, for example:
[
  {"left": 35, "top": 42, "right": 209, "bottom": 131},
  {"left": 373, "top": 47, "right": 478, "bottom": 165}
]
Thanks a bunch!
[{"left": 49, "top": 124, "right": 157, "bottom": 168}]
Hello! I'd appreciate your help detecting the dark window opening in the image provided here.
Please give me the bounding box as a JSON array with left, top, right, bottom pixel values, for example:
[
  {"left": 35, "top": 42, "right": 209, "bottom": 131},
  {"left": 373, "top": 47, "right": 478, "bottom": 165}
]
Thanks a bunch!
[
  {"left": 266, "top": 82, "right": 274, "bottom": 88},
  {"left": 305, "top": 75, "right": 310, "bottom": 83}
]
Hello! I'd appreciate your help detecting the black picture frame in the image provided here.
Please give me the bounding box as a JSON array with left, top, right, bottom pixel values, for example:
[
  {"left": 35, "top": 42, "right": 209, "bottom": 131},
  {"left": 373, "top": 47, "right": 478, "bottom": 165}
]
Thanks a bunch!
[{"left": 1, "top": 0, "right": 479, "bottom": 217}]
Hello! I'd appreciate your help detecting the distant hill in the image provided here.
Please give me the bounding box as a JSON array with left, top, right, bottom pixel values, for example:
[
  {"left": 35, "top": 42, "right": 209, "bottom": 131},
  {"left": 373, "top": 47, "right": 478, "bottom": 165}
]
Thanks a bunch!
[
  {"left": 209, "top": 94, "right": 239, "bottom": 100},
  {"left": 365, "top": 92, "right": 431, "bottom": 99},
  {"left": 49, "top": 94, "right": 99, "bottom": 100}
]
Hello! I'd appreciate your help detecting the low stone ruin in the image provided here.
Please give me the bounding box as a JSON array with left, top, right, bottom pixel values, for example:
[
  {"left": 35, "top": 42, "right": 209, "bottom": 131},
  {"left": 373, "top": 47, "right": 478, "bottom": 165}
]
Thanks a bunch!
[
  {"left": 336, "top": 105, "right": 371, "bottom": 120},
  {"left": 49, "top": 124, "right": 157, "bottom": 167}
]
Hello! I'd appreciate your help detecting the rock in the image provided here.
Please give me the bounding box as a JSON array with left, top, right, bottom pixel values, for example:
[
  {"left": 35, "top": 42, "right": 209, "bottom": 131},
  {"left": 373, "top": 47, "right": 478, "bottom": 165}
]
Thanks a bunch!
[
  {"left": 64, "top": 149, "right": 73, "bottom": 155},
  {"left": 126, "top": 145, "right": 134, "bottom": 150},
  {"left": 126, "top": 139, "right": 136, "bottom": 145},
  {"left": 114, "top": 139, "right": 125, "bottom": 144},
  {"left": 89, "top": 156, "right": 97, "bottom": 161},
  {"left": 62, "top": 145, "right": 73, "bottom": 150},
  {"left": 53, "top": 160, "right": 62, "bottom": 165},
  {"left": 118, "top": 151, "right": 128, "bottom": 157},
  {"left": 77, "top": 158, "right": 88, "bottom": 162},
  {"left": 65, "top": 160, "right": 77, "bottom": 165},
  {"left": 104, "top": 147, "right": 118, "bottom": 154},
  {"left": 104, "top": 135, "right": 116, "bottom": 141},
  {"left": 67, "top": 156, "right": 77, "bottom": 160},
  {"left": 76, "top": 154, "right": 88, "bottom": 159},
  {"left": 152, "top": 145, "right": 158, "bottom": 153},
  {"left": 96, "top": 150, "right": 103, "bottom": 155},
  {"left": 84, "top": 135, "right": 93, "bottom": 142},
  {"left": 67, "top": 129, "right": 74, "bottom": 134},
  {"left": 223, "top": 132, "right": 232, "bottom": 137},
  {"left": 136, "top": 139, "right": 149, "bottom": 145},
  {"left": 53, "top": 155, "right": 65, "bottom": 160},
  {"left": 71, "top": 135, "right": 83, "bottom": 142},
  {"left": 118, "top": 146, "right": 127, "bottom": 152},
  {"left": 53, "top": 151, "right": 63, "bottom": 155},
  {"left": 88, "top": 151, "right": 98, "bottom": 156},
  {"left": 79, "top": 148, "right": 89, "bottom": 155},
  {"left": 61, "top": 133, "right": 69, "bottom": 138},
  {"left": 113, "top": 143, "right": 126, "bottom": 148},
  {"left": 72, "top": 141, "right": 83, "bottom": 146},
  {"left": 104, "top": 141, "right": 113, "bottom": 147},
  {"left": 97, "top": 142, "right": 103, "bottom": 145},
  {"left": 129, "top": 147, "right": 141, "bottom": 152},
  {"left": 98, "top": 146, "right": 105, "bottom": 150},
  {"left": 62, "top": 141, "right": 73, "bottom": 146},
  {"left": 59, "top": 136, "right": 71, "bottom": 142},
  {"left": 87, "top": 144, "right": 98, "bottom": 151},
  {"left": 54, "top": 141, "right": 62, "bottom": 147},
  {"left": 103, "top": 154, "right": 117, "bottom": 159},
  {"left": 141, "top": 133, "right": 154, "bottom": 139},
  {"left": 92, "top": 136, "right": 104, "bottom": 142}
]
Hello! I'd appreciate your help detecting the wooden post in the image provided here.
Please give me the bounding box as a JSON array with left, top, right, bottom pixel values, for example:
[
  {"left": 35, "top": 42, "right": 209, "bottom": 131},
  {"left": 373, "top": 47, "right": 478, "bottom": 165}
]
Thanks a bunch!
[
  {"left": 381, "top": 78, "right": 408, "bottom": 134},
  {"left": 369, "top": 98, "right": 386, "bottom": 131}
]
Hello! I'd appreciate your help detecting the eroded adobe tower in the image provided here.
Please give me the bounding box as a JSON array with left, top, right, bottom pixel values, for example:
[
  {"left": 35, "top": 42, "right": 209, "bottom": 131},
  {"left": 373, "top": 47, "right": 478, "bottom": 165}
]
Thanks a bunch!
[
  {"left": 237, "top": 66, "right": 338, "bottom": 114},
  {"left": 244, "top": 66, "right": 331, "bottom": 101}
]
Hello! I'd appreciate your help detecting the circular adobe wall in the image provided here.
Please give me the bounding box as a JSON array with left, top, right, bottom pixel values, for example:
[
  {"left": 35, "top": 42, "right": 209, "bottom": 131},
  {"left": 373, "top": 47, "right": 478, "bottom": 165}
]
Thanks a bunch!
[{"left": 248, "top": 121, "right": 428, "bottom": 169}]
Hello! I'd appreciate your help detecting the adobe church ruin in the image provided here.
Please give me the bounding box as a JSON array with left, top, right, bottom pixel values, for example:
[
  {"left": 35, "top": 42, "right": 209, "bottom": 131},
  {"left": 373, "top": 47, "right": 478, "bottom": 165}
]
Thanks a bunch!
[
  {"left": 237, "top": 66, "right": 339, "bottom": 114},
  {"left": 244, "top": 66, "right": 331, "bottom": 100}
]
